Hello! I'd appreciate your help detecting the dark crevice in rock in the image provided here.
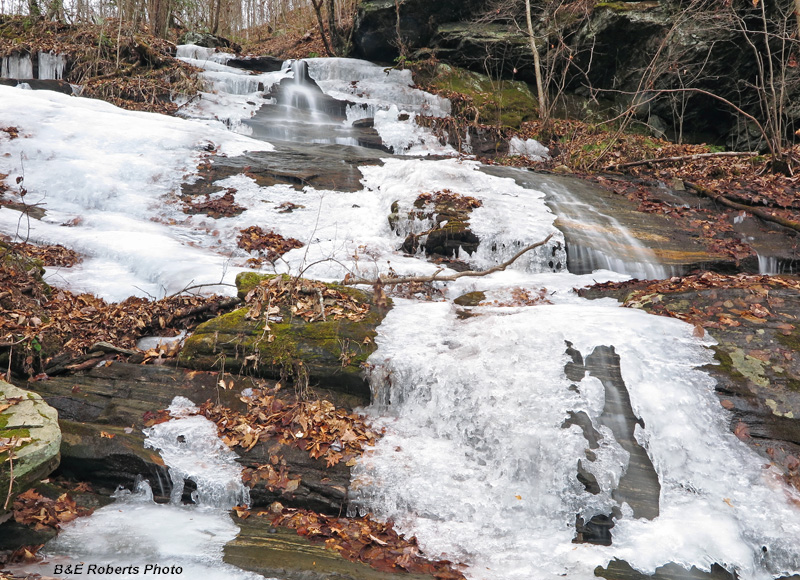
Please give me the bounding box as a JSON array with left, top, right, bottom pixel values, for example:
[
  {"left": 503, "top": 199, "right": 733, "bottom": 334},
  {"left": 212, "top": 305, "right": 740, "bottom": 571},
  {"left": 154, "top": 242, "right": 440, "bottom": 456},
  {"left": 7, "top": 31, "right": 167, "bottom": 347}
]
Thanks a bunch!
[
  {"left": 585, "top": 345, "right": 661, "bottom": 521},
  {"left": 563, "top": 342, "right": 661, "bottom": 546}
]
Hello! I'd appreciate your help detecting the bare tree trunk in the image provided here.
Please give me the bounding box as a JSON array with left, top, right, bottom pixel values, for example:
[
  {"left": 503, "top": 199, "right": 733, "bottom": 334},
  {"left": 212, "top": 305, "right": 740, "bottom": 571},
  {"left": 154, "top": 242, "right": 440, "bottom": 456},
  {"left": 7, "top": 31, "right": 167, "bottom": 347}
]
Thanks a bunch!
[
  {"left": 525, "top": 0, "right": 547, "bottom": 120},
  {"left": 326, "top": 0, "right": 340, "bottom": 55},
  {"left": 310, "top": 0, "right": 334, "bottom": 56},
  {"left": 211, "top": 0, "right": 222, "bottom": 34},
  {"left": 149, "top": 0, "right": 170, "bottom": 38},
  {"left": 795, "top": 0, "right": 800, "bottom": 40}
]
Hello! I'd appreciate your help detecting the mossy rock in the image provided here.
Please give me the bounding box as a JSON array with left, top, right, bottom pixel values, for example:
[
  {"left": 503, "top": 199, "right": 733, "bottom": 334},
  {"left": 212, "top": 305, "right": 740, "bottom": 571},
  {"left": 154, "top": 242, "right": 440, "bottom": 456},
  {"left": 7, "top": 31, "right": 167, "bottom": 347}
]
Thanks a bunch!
[
  {"left": 396, "top": 191, "right": 482, "bottom": 259},
  {"left": 0, "top": 380, "right": 61, "bottom": 518},
  {"left": 178, "top": 274, "right": 390, "bottom": 401},
  {"left": 427, "top": 63, "right": 538, "bottom": 129}
]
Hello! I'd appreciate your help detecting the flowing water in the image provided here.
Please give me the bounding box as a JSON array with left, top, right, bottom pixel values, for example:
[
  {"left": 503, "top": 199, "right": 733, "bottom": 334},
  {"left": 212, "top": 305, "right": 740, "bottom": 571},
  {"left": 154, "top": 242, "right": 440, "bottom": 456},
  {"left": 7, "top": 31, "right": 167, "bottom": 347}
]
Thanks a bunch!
[{"left": 2, "top": 45, "right": 800, "bottom": 580}]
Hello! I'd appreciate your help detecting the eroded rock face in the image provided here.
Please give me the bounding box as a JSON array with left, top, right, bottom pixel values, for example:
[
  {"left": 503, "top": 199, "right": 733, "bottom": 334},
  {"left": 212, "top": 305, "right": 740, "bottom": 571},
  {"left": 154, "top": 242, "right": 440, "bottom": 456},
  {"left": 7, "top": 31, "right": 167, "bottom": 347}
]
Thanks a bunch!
[
  {"left": 179, "top": 273, "right": 389, "bottom": 400},
  {"left": 352, "top": 0, "right": 486, "bottom": 62},
  {"left": 0, "top": 381, "right": 61, "bottom": 516},
  {"left": 24, "top": 363, "right": 362, "bottom": 513},
  {"left": 353, "top": 0, "right": 796, "bottom": 146}
]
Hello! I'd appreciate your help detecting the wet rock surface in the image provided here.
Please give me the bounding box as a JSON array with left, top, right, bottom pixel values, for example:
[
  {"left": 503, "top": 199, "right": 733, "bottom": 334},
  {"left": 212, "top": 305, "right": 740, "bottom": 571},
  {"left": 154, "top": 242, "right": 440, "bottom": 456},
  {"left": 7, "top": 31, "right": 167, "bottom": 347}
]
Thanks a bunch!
[
  {"left": 563, "top": 343, "right": 661, "bottom": 546},
  {"left": 13, "top": 363, "right": 361, "bottom": 513},
  {"left": 483, "top": 166, "right": 798, "bottom": 275},
  {"left": 225, "top": 517, "right": 437, "bottom": 580},
  {"left": 182, "top": 143, "right": 384, "bottom": 195}
]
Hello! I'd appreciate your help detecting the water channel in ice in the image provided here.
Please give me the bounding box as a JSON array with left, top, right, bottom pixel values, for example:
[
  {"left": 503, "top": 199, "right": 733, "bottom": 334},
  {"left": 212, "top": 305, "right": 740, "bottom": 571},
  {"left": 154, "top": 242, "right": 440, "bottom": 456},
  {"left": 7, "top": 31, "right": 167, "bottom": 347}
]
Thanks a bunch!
[{"left": 1, "top": 45, "right": 800, "bottom": 580}]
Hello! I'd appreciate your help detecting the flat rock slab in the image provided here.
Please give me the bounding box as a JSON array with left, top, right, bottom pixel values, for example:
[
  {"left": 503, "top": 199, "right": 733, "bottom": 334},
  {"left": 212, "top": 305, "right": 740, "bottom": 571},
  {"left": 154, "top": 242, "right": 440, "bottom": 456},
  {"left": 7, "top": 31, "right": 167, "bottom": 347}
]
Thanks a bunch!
[
  {"left": 179, "top": 274, "right": 389, "bottom": 400},
  {"left": 183, "top": 144, "right": 385, "bottom": 198},
  {"left": 0, "top": 380, "right": 61, "bottom": 516},
  {"left": 225, "top": 517, "right": 437, "bottom": 580}
]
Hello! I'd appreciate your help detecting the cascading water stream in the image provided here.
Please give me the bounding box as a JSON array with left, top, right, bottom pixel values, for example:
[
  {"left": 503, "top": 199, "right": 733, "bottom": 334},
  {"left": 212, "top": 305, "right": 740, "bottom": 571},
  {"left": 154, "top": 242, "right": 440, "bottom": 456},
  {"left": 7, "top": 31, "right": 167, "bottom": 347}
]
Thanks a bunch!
[{"left": 542, "top": 182, "right": 673, "bottom": 279}]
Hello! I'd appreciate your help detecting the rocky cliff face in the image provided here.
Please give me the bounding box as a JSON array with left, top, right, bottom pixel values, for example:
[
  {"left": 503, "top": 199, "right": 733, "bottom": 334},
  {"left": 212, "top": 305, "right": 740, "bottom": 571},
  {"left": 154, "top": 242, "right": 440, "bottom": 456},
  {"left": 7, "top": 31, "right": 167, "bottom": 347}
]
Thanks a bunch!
[{"left": 353, "top": 0, "right": 798, "bottom": 148}]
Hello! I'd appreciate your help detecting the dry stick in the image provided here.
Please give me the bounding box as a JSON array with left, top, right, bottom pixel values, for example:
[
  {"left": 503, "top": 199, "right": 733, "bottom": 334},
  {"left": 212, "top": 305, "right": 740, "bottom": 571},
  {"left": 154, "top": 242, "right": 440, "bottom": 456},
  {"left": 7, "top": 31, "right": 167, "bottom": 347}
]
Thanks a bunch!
[
  {"left": 3, "top": 442, "right": 15, "bottom": 511},
  {"left": 341, "top": 234, "right": 554, "bottom": 287},
  {"left": 686, "top": 182, "right": 800, "bottom": 233},
  {"left": 606, "top": 151, "right": 758, "bottom": 171}
]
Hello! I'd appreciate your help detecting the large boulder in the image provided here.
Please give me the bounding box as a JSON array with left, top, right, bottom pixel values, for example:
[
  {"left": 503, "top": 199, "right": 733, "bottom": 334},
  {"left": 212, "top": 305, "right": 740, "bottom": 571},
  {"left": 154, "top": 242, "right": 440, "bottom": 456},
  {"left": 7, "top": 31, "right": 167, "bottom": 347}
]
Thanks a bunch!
[
  {"left": 0, "top": 381, "right": 61, "bottom": 518},
  {"left": 422, "top": 63, "right": 539, "bottom": 129},
  {"left": 407, "top": 1, "right": 796, "bottom": 147},
  {"left": 179, "top": 273, "right": 390, "bottom": 400}
]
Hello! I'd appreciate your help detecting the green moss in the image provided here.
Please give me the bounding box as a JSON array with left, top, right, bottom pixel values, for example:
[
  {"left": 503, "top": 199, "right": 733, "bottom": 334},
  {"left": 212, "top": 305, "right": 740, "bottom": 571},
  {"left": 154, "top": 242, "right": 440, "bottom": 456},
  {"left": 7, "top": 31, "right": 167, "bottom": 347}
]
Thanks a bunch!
[
  {"left": 711, "top": 346, "right": 747, "bottom": 383},
  {"left": 428, "top": 64, "right": 538, "bottom": 129},
  {"left": 786, "top": 378, "right": 800, "bottom": 392},
  {"left": 235, "top": 271, "right": 284, "bottom": 300},
  {"left": 0, "top": 426, "right": 32, "bottom": 462},
  {"left": 180, "top": 278, "right": 389, "bottom": 399},
  {"left": 594, "top": 1, "right": 658, "bottom": 12},
  {"left": 776, "top": 328, "right": 800, "bottom": 352}
]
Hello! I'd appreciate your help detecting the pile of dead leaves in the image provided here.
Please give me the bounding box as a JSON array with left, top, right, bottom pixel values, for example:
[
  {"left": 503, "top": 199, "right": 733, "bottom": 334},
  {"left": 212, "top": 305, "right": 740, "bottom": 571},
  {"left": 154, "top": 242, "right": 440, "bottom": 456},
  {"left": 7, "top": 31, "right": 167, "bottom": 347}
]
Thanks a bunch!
[
  {"left": 12, "top": 489, "right": 92, "bottom": 530},
  {"left": 584, "top": 272, "right": 799, "bottom": 331},
  {"left": 483, "top": 287, "right": 553, "bottom": 307},
  {"left": 0, "top": 242, "right": 239, "bottom": 376},
  {"left": 248, "top": 508, "right": 466, "bottom": 579},
  {"left": 239, "top": 21, "right": 330, "bottom": 60},
  {"left": 182, "top": 189, "right": 245, "bottom": 218},
  {"left": 415, "top": 190, "right": 483, "bottom": 212},
  {"left": 244, "top": 275, "right": 371, "bottom": 324},
  {"left": 387, "top": 281, "right": 445, "bottom": 301},
  {"left": 237, "top": 226, "right": 304, "bottom": 266},
  {"left": 13, "top": 243, "right": 81, "bottom": 268},
  {"left": 200, "top": 383, "right": 380, "bottom": 468}
]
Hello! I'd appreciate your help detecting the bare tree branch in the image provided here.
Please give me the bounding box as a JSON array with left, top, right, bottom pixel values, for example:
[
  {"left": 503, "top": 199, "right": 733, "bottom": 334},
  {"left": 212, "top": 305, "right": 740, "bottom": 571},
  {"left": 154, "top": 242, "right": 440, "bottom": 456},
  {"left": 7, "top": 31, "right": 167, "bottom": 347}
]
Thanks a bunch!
[
  {"left": 686, "top": 182, "right": 800, "bottom": 233},
  {"left": 341, "top": 234, "right": 554, "bottom": 286},
  {"left": 606, "top": 150, "right": 758, "bottom": 171}
]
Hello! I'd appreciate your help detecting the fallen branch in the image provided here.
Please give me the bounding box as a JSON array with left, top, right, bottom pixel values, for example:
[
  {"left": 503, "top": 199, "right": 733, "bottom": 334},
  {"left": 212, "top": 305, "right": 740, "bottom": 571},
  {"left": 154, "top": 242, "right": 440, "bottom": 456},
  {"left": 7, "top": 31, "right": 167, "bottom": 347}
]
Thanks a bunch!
[
  {"left": 166, "top": 296, "right": 241, "bottom": 323},
  {"left": 341, "top": 234, "right": 554, "bottom": 286},
  {"left": 686, "top": 182, "right": 800, "bottom": 233},
  {"left": 606, "top": 151, "right": 757, "bottom": 171}
]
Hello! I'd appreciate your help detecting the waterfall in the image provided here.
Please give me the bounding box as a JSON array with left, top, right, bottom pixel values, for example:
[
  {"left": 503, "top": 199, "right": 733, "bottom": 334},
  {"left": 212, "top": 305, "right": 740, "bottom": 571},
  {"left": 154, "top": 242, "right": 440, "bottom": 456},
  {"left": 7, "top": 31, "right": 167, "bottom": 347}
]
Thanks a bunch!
[
  {"left": 3, "top": 48, "right": 800, "bottom": 580},
  {"left": 352, "top": 301, "right": 800, "bottom": 580}
]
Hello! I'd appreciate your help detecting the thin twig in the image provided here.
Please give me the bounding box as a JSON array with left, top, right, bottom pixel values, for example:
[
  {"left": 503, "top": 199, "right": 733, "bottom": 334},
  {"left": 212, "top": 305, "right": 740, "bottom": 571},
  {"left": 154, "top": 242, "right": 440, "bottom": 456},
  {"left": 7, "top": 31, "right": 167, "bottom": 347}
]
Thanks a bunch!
[{"left": 166, "top": 282, "right": 237, "bottom": 299}]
